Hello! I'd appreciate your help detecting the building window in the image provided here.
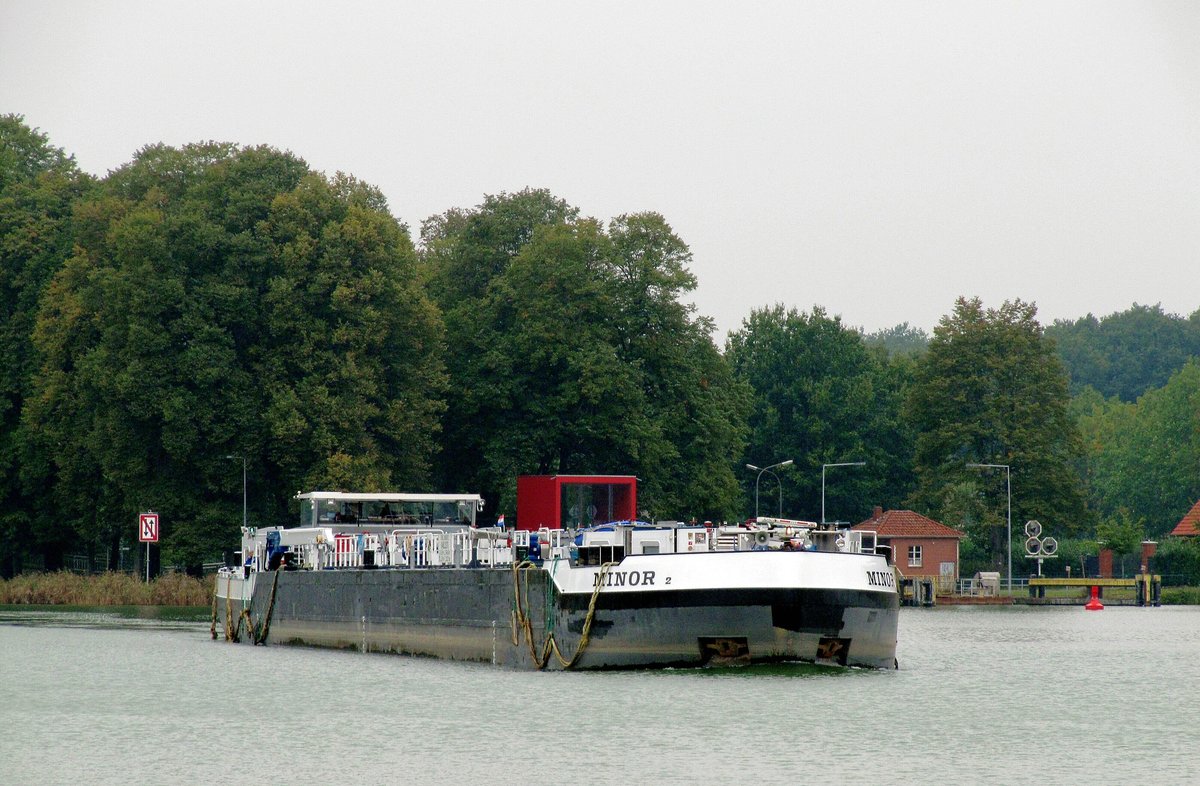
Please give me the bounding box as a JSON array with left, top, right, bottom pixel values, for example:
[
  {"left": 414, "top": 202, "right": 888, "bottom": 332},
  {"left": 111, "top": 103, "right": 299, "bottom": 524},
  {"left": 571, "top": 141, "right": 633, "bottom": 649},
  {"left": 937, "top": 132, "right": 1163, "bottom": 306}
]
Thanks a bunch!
[{"left": 908, "top": 545, "right": 922, "bottom": 567}]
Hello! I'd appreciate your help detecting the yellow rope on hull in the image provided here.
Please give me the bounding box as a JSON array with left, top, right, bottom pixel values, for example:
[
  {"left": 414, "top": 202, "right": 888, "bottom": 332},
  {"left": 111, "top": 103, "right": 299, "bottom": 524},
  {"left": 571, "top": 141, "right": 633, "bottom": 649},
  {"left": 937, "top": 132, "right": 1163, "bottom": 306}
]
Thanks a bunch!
[
  {"left": 511, "top": 559, "right": 614, "bottom": 670},
  {"left": 219, "top": 566, "right": 283, "bottom": 645}
]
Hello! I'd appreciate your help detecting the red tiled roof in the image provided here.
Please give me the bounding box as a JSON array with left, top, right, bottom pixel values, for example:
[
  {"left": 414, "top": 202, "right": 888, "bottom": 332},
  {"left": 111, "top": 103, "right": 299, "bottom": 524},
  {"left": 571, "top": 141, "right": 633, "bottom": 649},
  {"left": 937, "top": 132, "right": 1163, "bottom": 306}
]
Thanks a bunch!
[
  {"left": 852, "top": 508, "right": 965, "bottom": 539},
  {"left": 1170, "top": 499, "right": 1200, "bottom": 537}
]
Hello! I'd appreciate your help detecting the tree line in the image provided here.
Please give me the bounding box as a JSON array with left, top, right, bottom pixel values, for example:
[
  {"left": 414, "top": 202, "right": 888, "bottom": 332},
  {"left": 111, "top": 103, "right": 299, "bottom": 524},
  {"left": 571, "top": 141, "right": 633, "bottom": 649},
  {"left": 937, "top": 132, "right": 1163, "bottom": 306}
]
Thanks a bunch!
[{"left": 2, "top": 115, "right": 1198, "bottom": 577}]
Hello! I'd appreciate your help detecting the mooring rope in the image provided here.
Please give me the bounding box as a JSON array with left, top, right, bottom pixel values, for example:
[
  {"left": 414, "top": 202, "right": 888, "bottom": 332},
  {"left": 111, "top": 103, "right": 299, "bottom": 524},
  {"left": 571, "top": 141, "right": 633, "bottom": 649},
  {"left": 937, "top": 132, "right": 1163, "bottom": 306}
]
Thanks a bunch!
[
  {"left": 239, "top": 608, "right": 254, "bottom": 641},
  {"left": 546, "top": 562, "right": 613, "bottom": 669},
  {"left": 511, "top": 559, "right": 614, "bottom": 670},
  {"left": 210, "top": 589, "right": 218, "bottom": 640},
  {"left": 224, "top": 574, "right": 234, "bottom": 641},
  {"left": 219, "top": 564, "right": 283, "bottom": 645},
  {"left": 253, "top": 565, "right": 283, "bottom": 645}
]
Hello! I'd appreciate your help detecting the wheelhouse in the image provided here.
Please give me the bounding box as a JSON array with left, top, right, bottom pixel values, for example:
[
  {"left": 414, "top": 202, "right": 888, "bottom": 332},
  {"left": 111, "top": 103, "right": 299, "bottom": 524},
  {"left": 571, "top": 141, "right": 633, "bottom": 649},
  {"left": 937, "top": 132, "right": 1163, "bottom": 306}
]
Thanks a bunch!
[{"left": 295, "top": 491, "right": 484, "bottom": 529}]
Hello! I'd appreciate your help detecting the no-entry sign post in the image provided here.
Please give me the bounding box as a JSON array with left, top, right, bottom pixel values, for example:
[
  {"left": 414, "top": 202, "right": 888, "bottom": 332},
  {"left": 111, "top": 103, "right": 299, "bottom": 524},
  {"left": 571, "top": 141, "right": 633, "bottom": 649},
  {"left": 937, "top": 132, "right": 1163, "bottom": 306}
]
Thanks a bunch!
[{"left": 138, "top": 512, "right": 159, "bottom": 582}]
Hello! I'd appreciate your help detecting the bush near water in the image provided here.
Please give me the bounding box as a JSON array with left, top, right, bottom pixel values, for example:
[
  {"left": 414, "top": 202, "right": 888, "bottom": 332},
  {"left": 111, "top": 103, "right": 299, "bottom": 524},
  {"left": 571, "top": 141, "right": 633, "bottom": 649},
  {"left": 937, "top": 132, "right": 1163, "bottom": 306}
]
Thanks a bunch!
[
  {"left": 0, "top": 571, "right": 214, "bottom": 606},
  {"left": 1160, "top": 587, "right": 1200, "bottom": 605}
]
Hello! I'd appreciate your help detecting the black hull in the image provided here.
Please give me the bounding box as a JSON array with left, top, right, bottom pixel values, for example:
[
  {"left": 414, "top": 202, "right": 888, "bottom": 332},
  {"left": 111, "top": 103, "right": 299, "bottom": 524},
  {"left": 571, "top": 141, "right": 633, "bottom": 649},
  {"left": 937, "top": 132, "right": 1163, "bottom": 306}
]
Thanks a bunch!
[{"left": 218, "top": 567, "right": 899, "bottom": 670}]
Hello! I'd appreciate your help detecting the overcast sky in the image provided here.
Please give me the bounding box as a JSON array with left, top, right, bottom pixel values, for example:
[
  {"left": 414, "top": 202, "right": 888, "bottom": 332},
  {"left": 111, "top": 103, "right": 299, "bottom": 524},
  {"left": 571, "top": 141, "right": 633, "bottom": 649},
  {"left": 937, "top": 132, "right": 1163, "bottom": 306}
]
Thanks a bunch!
[{"left": 3, "top": 1, "right": 1197, "bottom": 338}]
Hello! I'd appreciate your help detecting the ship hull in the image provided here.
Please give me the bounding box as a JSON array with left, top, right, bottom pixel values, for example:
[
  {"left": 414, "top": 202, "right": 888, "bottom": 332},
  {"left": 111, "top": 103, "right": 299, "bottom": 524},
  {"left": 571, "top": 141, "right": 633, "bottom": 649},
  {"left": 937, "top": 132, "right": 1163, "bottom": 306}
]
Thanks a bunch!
[{"left": 216, "top": 551, "right": 899, "bottom": 670}]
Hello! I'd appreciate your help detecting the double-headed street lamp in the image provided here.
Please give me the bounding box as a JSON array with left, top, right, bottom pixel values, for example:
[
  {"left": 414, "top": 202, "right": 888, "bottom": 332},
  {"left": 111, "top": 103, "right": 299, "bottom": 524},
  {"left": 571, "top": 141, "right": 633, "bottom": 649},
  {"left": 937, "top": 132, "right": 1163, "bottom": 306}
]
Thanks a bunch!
[
  {"left": 224, "top": 455, "right": 247, "bottom": 529},
  {"left": 968, "top": 462, "right": 1011, "bottom": 593},
  {"left": 746, "top": 460, "right": 794, "bottom": 519},
  {"left": 821, "top": 462, "right": 865, "bottom": 524}
]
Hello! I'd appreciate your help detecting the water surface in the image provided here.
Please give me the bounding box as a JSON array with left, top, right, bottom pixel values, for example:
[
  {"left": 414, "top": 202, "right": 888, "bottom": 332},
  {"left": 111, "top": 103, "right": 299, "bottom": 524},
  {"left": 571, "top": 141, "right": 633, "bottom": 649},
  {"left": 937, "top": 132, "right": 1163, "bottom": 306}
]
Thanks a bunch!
[{"left": 2, "top": 605, "right": 1197, "bottom": 784}]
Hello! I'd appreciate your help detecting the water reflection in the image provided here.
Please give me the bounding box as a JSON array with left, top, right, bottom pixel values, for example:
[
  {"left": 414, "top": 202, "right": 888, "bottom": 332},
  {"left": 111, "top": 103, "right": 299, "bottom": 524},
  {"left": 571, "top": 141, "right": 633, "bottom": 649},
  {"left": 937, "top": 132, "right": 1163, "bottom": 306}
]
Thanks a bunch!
[
  {"left": 663, "top": 662, "right": 856, "bottom": 679},
  {"left": 0, "top": 605, "right": 209, "bottom": 631}
]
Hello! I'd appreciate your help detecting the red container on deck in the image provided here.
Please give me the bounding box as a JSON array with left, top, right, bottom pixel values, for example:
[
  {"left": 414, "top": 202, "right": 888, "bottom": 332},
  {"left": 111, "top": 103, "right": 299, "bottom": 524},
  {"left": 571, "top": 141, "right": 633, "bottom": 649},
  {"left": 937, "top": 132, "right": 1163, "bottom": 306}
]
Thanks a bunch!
[{"left": 515, "top": 475, "right": 637, "bottom": 531}]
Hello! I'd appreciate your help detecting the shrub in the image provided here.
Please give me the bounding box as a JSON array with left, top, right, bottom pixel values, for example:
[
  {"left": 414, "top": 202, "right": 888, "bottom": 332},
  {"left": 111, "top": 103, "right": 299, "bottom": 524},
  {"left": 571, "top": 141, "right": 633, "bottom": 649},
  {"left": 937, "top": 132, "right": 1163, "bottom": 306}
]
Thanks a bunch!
[
  {"left": 1150, "top": 538, "right": 1200, "bottom": 586},
  {"left": 1160, "top": 586, "right": 1200, "bottom": 605}
]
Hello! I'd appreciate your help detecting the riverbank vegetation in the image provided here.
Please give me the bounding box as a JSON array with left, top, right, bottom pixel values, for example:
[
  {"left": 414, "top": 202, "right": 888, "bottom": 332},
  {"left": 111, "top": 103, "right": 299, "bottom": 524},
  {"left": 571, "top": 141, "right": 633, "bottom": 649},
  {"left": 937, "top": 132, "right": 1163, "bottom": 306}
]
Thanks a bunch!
[
  {"left": 1160, "top": 587, "right": 1200, "bottom": 605},
  {"left": 2, "top": 114, "right": 1199, "bottom": 580},
  {"left": 0, "top": 571, "right": 213, "bottom": 606}
]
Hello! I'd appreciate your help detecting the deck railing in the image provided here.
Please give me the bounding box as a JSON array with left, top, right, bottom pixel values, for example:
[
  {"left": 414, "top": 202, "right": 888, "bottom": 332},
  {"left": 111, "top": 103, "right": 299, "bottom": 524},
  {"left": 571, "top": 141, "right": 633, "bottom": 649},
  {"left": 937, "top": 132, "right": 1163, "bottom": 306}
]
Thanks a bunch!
[{"left": 246, "top": 522, "right": 887, "bottom": 575}]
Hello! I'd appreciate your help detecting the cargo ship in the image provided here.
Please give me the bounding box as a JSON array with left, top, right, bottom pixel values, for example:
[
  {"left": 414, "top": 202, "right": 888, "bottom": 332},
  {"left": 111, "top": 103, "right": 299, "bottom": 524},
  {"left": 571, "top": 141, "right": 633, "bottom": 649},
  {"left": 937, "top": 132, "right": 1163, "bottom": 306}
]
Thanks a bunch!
[{"left": 214, "top": 474, "right": 899, "bottom": 670}]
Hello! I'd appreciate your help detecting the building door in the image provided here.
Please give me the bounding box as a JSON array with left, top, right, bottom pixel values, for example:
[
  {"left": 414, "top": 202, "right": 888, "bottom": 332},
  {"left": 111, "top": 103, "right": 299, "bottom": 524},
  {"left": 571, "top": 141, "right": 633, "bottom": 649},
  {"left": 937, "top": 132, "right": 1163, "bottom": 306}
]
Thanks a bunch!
[{"left": 939, "top": 561, "right": 955, "bottom": 593}]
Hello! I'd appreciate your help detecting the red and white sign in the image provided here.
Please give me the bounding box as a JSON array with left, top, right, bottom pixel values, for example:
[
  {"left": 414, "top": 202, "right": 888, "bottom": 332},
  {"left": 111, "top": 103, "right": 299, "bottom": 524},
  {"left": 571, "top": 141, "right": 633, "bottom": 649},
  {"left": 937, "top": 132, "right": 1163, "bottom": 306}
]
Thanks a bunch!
[{"left": 139, "top": 512, "right": 160, "bottom": 543}]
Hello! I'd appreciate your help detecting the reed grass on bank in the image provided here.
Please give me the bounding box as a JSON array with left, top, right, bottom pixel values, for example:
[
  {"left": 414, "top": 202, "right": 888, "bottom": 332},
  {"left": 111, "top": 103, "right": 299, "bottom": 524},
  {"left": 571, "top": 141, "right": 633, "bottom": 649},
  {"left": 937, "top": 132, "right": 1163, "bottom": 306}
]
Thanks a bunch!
[{"left": 0, "top": 570, "right": 215, "bottom": 606}]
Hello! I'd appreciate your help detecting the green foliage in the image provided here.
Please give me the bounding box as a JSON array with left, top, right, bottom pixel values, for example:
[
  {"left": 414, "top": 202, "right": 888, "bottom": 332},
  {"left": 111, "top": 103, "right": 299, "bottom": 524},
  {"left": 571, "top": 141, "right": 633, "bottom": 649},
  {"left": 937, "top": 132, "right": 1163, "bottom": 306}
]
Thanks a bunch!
[
  {"left": 1095, "top": 508, "right": 1144, "bottom": 556},
  {"left": 421, "top": 191, "right": 748, "bottom": 520},
  {"left": 1159, "top": 586, "right": 1200, "bottom": 605},
  {"left": 1152, "top": 538, "right": 1200, "bottom": 587},
  {"left": 726, "top": 305, "right": 916, "bottom": 523},
  {"left": 7, "top": 120, "right": 1196, "bottom": 576},
  {"left": 0, "top": 115, "right": 95, "bottom": 574},
  {"left": 906, "top": 297, "right": 1088, "bottom": 570},
  {"left": 19, "top": 142, "right": 445, "bottom": 568},
  {"left": 956, "top": 536, "right": 993, "bottom": 580},
  {"left": 934, "top": 479, "right": 989, "bottom": 543},
  {"left": 1033, "top": 537, "right": 1092, "bottom": 579},
  {"left": 863, "top": 322, "right": 929, "bottom": 357},
  {"left": 0, "top": 114, "right": 79, "bottom": 191},
  {"left": 1077, "top": 361, "right": 1200, "bottom": 536},
  {"left": 421, "top": 188, "right": 577, "bottom": 505},
  {"left": 1047, "top": 303, "right": 1200, "bottom": 402}
]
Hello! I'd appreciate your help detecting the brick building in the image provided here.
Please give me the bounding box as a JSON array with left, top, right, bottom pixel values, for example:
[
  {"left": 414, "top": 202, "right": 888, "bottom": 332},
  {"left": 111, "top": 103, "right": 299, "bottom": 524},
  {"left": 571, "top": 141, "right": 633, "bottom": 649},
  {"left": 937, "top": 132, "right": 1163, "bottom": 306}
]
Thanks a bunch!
[{"left": 853, "top": 506, "right": 965, "bottom": 591}]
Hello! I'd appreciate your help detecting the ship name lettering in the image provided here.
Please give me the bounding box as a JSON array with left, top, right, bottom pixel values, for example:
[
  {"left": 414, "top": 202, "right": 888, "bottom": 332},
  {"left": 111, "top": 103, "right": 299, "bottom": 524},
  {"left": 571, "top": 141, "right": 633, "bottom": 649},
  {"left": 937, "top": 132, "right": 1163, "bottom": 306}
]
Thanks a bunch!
[
  {"left": 594, "top": 570, "right": 656, "bottom": 588},
  {"left": 866, "top": 570, "right": 895, "bottom": 588}
]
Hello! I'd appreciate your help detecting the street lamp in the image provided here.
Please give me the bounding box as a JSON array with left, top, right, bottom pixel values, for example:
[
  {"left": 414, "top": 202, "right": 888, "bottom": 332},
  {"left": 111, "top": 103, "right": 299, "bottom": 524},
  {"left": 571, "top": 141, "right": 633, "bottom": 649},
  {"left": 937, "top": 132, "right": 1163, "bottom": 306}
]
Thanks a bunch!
[
  {"left": 821, "top": 462, "right": 866, "bottom": 524},
  {"left": 224, "top": 455, "right": 247, "bottom": 529},
  {"left": 968, "top": 462, "right": 1011, "bottom": 594},
  {"left": 746, "top": 460, "right": 794, "bottom": 519}
]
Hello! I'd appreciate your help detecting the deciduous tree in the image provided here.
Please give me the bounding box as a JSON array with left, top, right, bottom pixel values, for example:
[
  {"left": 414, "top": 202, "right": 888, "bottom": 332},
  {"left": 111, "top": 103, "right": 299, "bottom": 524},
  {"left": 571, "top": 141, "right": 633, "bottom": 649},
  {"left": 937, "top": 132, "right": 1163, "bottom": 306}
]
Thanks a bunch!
[
  {"left": 0, "top": 115, "right": 94, "bottom": 575},
  {"left": 421, "top": 192, "right": 748, "bottom": 520},
  {"left": 726, "top": 305, "right": 915, "bottom": 523},
  {"left": 906, "top": 297, "right": 1087, "bottom": 570},
  {"left": 23, "top": 143, "right": 445, "bottom": 569},
  {"left": 1047, "top": 303, "right": 1200, "bottom": 401},
  {"left": 1077, "top": 360, "right": 1200, "bottom": 536}
]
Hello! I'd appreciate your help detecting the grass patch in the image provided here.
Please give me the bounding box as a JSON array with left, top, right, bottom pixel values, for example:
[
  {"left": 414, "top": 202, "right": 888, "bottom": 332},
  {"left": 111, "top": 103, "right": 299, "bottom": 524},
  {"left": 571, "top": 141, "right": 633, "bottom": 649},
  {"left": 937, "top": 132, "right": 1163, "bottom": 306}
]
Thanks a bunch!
[{"left": 0, "top": 571, "right": 214, "bottom": 606}]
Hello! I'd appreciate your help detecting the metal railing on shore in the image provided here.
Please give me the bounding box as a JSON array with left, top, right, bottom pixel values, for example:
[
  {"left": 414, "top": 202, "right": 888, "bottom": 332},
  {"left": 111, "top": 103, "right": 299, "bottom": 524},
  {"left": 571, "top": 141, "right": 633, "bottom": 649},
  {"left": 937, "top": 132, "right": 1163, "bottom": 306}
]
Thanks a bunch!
[{"left": 952, "top": 576, "right": 1012, "bottom": 597}]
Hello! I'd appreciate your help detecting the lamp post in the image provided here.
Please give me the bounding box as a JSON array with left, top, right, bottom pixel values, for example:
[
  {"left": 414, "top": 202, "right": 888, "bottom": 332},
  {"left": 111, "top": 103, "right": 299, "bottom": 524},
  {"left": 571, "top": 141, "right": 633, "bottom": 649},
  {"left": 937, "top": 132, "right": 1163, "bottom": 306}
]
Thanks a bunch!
[
  {"left": 821, "top": 462, "right": 865, "bottom": 524},
  {"left": 224, "top": 455, "right": 247, "bottom": 529},
  {"left": 746, "top": 460, "right": 794, "bottom": 519},
  {"left": 968, "top": 462, "right": 1011, "bottom": 594}
]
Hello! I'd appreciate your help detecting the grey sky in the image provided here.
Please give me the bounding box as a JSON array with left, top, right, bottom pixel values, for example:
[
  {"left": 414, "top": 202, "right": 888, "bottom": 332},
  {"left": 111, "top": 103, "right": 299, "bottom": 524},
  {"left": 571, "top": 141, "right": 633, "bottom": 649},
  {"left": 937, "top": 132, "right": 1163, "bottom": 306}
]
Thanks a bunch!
[{"left": 3, "top": 1, "right": 1197, "bottom": 338}]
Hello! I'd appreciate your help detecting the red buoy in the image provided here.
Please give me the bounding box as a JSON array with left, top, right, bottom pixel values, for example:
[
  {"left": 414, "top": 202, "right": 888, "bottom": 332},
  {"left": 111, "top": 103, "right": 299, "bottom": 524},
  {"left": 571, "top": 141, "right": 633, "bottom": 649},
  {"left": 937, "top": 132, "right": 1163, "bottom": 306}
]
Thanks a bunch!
[{"left": 1084, "top": 585, "right": 1104, "bottom": 611}]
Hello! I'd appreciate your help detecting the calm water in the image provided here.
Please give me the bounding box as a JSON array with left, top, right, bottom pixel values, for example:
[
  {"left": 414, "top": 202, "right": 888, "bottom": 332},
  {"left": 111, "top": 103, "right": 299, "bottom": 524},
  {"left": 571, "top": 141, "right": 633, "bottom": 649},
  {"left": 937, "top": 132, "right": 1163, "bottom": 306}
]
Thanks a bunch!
[{"left": 2, "top": 605, "right": 1199, "bottom": 785}]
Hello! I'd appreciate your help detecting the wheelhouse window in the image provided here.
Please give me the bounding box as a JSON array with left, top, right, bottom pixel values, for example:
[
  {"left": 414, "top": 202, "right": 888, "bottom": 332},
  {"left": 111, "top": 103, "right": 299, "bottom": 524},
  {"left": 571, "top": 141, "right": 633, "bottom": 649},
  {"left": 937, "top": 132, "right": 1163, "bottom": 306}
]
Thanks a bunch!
[
  {"left": 298, "top": 494, "right": 480, "bottom": 528},
  {"left": 908, "top": 545, "right": 922, "bottom": 567}
]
